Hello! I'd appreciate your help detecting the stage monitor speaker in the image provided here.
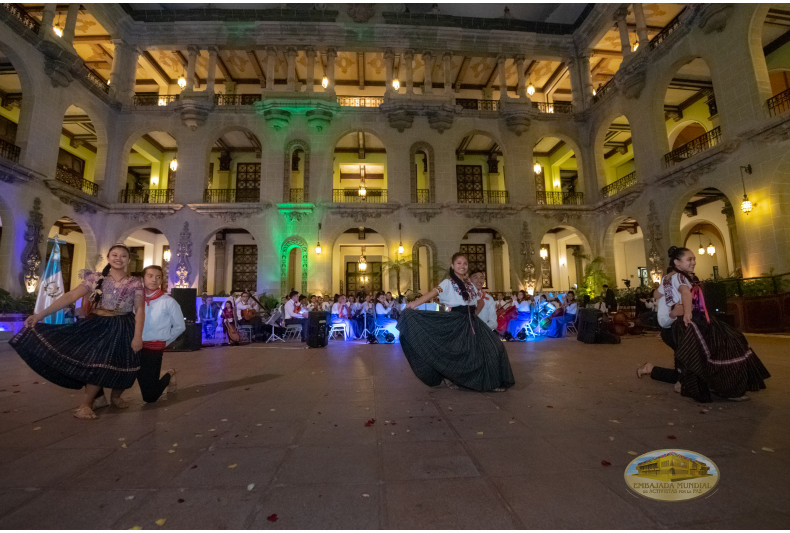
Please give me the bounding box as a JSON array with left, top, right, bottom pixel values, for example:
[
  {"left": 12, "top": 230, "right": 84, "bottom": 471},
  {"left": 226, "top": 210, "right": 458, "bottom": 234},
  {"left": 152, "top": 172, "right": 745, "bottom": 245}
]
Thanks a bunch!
[
  {"left": 306, "top": 311, "right": 329, "bottom": 348},
  {"left": 171, "top": 288, "right": 197, "bottom": 322},
  {"left": 167, "top": 322, "right": 202, "bottom": 351}
]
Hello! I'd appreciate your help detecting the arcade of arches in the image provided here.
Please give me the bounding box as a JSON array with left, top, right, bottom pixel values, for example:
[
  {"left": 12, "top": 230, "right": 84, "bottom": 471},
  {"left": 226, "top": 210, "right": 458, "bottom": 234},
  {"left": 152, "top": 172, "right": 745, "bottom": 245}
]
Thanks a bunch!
[{"left": 1, "top": 4, "right": 789, "bottom": 299}]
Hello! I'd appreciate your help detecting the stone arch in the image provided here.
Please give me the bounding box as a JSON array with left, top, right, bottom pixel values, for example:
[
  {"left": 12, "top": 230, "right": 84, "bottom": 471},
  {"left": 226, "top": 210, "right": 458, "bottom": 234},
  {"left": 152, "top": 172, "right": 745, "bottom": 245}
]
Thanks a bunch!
[
  {"left": 601, "top": 215, "right": 649, "bottom": 289},
  {"left": 283, "top": 139, "right": 310, "bottom": 202},
  {"left": 411, "top": 238, "right": 438, "bottom": 291},
  {"left": 532, "top": 132, "right": 586, "bottom": 202},
  {"left": 409, "top": 141, "right": 436, "bottom": 203},
  {"left": 592, "top": 110, "right": 636, "bottom": 191},
  {"left": 280, "top": 235, "right": 308, "bottom": 295},
  {"left": 747, "top": 4, "right": 776, "bottom": 105},
  {"left": 0, "top": 39, "right": 36, "bottom": 162}
]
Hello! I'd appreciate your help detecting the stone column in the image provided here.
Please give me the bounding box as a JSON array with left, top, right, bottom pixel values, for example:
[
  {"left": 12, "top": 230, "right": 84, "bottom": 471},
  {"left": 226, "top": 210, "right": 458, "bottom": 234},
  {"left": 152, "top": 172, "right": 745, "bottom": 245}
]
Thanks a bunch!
[
  {"left": 722, "top": 205, "right": 742, "bottom": 274},
  {"left": 422, "top": 51, "right": 433, "bottom": 95},
  {"left": 404, "top": 49, "right": 414, "bottom": 94},
  {"left": 213, "top": 234, "right": 226, "bottom": 295},
  {"left": 206, "top": 46, "right": 218, "bottom": 94},
  {"left": 497, "top": 56, "right": 508, "bottom": 100},
  {"left": 632, "top": 3, "right": 650, "bottom": 47},
  {"left": 443, "top": 52, "right": 453, "bottom": 95},
  {"left": 286, "top": 47, "right": 297, "bottom": 91},
  {"left": 265, "top": 47, "right": 276, "bottom": 91},
  {"left": 515, "top": 55, "right": 527, "bottom": 99},
  {"left": 615, "top": 7, "right": 633, "bottom": 58},
  {"left": 62, "top": 3, "right": 80, "bottom": 45},
  {"left": 384, "top": 49, "right": 394, "bottom": 95},
  {"left": 492, "top": 234, "right": 505, "bottom": 291},
  {"left": 567, "top": 54, "right": 592, "bottom": 111},
  {"left": 41, "top": 4, "right": 56, "bottom": 40},
  {"left": 305, "top": 47, "right": 315, "bottom": 93},
  {"left": 109, "top": 39, "right": 137, "bottom": 103},
  {"left": 326, "top": 48, "right": 337, "bottom": 95},
  {"left": 185, "top": 46, "right": 199, "bottom": 92}
]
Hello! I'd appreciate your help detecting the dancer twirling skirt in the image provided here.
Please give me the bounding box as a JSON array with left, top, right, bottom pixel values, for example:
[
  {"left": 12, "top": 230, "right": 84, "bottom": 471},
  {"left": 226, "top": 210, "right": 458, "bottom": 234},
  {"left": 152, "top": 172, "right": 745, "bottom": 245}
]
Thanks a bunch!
[{"left": 397, "top": 253, "right": 514, "bottom": 392}]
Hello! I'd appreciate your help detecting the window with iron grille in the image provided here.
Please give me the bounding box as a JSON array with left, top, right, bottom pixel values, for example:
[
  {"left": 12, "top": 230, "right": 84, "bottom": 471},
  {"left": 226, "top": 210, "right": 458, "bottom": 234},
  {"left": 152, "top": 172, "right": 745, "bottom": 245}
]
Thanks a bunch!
[
  {"left": 236, "top": 163, "right": 261, "bottom": 202},
  {"left": 460, "top": 244, "right": 486, "bottom": 277},
  {"left": 232, "top": 244, "right": 258, "bottom": 293},
  {"left": 456, "top": 165, "right": 483, "bottom": 203}
]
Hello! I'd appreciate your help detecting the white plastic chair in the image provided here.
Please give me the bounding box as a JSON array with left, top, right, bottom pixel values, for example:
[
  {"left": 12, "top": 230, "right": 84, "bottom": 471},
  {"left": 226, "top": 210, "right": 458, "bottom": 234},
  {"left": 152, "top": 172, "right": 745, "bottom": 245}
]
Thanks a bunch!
[
  {"left": 329, "top": 322, "right": 347, "bottom": 340},
  {"left": 284, "top": 324, "right": 302, "bottom": 340},
  {"left": 565, "top": 317, "right": 578, "bottom": 336}
]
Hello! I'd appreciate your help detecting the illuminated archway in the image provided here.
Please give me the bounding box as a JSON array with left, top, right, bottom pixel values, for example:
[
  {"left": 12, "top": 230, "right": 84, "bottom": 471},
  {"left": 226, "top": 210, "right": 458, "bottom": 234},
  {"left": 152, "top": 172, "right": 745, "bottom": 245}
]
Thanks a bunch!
[{"left": 280, "top": 236, "right": 308, "bottom": 296}]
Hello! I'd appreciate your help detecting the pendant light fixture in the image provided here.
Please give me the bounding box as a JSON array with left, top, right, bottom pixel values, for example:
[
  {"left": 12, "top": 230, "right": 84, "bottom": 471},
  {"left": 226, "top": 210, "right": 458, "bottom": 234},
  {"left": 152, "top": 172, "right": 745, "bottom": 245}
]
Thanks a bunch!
[
  {"left": 397, "top": 223, "right": 405, "bottom": 255},
  {"left": 739, "top": 164, "right": 753, "bottom": 214},
  {"left": 315, "top": 223, "right": 322, "bottom": 254},
  {"left": 358, "top": 246, "right": 368, "bottom": 271}
]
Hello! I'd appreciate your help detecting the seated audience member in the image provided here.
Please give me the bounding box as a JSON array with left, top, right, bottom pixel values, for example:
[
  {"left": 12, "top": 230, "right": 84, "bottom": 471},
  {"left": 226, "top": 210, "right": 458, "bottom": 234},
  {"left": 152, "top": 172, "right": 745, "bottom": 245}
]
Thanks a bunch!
[
  {"left": 199, "top": 293, "right": 221, "bottom": 339},
  {"left": 374, "top": 291, "right": 399, "bottom": 342},
  {"left": 506, "top": 290, "right": 533, "bottom": 339},
  {"left": 330, "top": 294, "right": 354, "bottom": 339}
]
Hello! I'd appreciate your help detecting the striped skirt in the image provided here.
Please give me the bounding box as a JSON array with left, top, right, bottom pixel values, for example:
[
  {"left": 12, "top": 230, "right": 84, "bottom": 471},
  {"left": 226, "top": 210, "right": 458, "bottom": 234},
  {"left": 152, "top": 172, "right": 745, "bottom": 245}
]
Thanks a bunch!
[
  {"left": 672, "top": 311, "right": 770, "bottom": 402},
  {"left": 397, "top": 306, "right": 515, "bottom": 391},
  {"left": 9, "top": 313, "right": 141, "bottom": 390}
]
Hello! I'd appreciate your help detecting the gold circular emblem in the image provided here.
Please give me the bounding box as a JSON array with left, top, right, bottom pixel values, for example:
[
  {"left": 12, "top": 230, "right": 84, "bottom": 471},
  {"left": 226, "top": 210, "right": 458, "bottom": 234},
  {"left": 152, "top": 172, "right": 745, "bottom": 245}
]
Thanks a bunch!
[{"left": 624, "top": 449, "right": 719, "bottom": 501}]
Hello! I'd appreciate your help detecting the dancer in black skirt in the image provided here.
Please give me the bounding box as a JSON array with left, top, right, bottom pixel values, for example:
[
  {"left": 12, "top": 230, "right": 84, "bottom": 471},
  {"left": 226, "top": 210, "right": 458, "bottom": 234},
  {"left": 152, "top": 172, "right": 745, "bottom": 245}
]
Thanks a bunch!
[
  {"left": 397, "top": 252, "right": 515, "bottom": 392},
  {"left": 10, "top": 244, "right": 144, "bottom": 419}
]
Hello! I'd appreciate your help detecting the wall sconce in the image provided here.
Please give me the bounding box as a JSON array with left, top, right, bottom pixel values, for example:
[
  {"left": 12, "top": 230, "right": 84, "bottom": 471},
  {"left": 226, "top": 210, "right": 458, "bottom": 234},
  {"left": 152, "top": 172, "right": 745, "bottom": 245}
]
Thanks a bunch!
[
  {"left": 527, "top": 83, "right": 535, "bottom": 96},
  {"left": 540, "top": 247, "right": 548, "bottom": 260},
  {"left": 358, "top": 246, "right": 368, "bottom": 271},
  {"left": 533, "top": 162, "right": 542, "bottom": 174},
  {"left": 322, "top": 75, "right": 329, "bottom": 89},
  {"left": 398, "top": 223, "right": 405, "bottom": 255},
  {"left": 170, "top": 158, "right": 178, "bottom": 172},
  {"left": 358, "top": 164, "right": 367, "bottom": 196},
  {"left": 163, "top": 248, "right": 171, "bottom": 262},
  {"left": 559, "top": 258, "right": 566, "bottom": 267},
  {"left": 739, "top": 164, "right": 753, "bottom": 214},
  {"left": 392, "top": 78, "right": 400, "bottom": 91},
  {"left": 315, "top": 223, "right": 322, "bottom": 254}
]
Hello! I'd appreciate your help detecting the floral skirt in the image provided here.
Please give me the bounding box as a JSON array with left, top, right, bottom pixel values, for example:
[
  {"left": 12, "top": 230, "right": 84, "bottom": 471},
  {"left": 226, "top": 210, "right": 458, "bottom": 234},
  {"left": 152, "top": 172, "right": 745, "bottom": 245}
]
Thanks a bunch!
[
  {"left": 397, "top": 306, "right": 515, "bottom": 391},
  {"left": 9, "top": 313, "right": 141, "bottom": 390}
]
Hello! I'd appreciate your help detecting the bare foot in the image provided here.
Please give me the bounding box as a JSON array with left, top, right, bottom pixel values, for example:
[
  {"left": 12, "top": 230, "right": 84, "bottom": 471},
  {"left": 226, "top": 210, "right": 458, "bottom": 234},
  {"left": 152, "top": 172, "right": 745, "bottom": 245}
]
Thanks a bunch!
[
  {"left": 73, "top": 406, "right": 97, "bottom": 420},
  {"left": 166, "top": 369, "right": 177, "bottom": 393},
  {"left": 110, "top": 395, "right": 129, "bottom": 409},
  {"left": 636, "top": 362, "right": 653, "bottom": 379},
  {"left": 92, "top": 394, "right": 109, "bottom": 410},
  {"left": 673, "top": 381, "right": 682, "bottom": 393}
]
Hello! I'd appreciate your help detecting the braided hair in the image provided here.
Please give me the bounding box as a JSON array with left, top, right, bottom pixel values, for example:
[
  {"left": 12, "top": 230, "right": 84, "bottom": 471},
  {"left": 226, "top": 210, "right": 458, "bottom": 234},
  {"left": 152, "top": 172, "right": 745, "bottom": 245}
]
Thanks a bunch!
[
  {"left": 92, "top": 244, "right": 131, "bottom": 304},
  {"left": 448, "top": 252, "right": 470, "bottom": 302}
]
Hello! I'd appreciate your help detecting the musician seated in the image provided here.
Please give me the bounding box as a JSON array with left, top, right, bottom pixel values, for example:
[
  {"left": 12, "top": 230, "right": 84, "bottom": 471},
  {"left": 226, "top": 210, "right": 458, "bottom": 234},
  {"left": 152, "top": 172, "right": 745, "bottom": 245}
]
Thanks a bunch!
[
  {"left": 220, "top": 300, "right": 241, "bottom": 345},
  {"left": 330, "top": 294, "right": 354, "bottom": 339},
  {"left": 236, "top": 292, "right": 260, "bottom": 323},
  {"left": 546, "top": 292, "right": 577, "bottom": 338},
  {"left": 506, "top": 290, "right": 534, "bottom": 339},
  {"left": 284, "top": 290, "right": 308, "bottom": 342}
]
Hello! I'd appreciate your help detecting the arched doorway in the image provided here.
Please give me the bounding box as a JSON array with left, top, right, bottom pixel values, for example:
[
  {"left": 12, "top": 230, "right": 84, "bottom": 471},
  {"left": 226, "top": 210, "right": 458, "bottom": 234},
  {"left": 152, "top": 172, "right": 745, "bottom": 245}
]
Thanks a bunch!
[
  {"left": 284, "top": 140, "right": 309, "bottom": 203},
  {"left": 122, "top": 131, "right": 177, "bottom": 204},
  {"left": 455, "top": 132, "right": 506, "bottom": 204},
  {"left": 679, "top": 187, "right": 737, "bottom": 279},
  {"left": 599, "top": 115, "right": 636, "bottom": 197},
  {"left": 460, "top": 228, "right": 512, "bottom": 293},
  {"left": 333, "top": 227, "right": 386, "bottom": 295},
  {"left": 122, "top": 227, "right": 171, "bottom": 289},
  {"left": 203, "top": 228, "right": 257, "bottom": 295},
  {"left": 611, "top": 218, "right": 648, "bottom": 289},
  {"left": 280, "top": 236, "right": 308, "bottom": 296},
  {"left": 410, "top": 142, "right": 435, "bottom": 203},
  {"left": 411, "top": 239, "right": 437, "bottom": 294},
  {"left": 533, "top": 136, "right": 582, "bottom": 205},
  {"left": 56, "top": 105, "right": 99, "bottom": 196},
  {"left": 205, "top": 128, "right": 262, "bottom": 203},
  {"left": 537, "top": 226, "right": 591, "bottom": 292},
  {"left": 333, "top": 131, "right": 388, "bottom": 203}
]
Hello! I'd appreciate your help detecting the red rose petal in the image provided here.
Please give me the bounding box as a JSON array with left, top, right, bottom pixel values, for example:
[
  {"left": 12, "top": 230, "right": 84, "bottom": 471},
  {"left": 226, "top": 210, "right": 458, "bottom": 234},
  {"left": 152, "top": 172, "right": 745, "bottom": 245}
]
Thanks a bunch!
[
  {"left": 601, "top": 460, "right": 612, "bottom": 466},
  {"left": 364, "top": 418, "right": 376, "bottom": 427},
  {"left": 667, "top": 435, "right": 677, "bottom": 440},
  {"left": 267, "top": 514, "right": 278, "bottom": 522}
]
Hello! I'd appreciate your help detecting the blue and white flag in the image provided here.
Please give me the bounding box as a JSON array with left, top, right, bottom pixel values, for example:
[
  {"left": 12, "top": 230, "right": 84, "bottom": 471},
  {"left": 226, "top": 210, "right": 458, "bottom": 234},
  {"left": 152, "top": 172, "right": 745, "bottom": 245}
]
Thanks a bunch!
[{"left": 36, "top": 239, "right": 66, "bottom": 325}]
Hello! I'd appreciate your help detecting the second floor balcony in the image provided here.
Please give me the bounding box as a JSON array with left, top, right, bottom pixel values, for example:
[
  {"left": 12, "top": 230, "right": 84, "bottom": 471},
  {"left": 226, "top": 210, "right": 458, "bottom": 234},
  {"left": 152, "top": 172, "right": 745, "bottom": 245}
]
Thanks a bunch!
[
  {"left": 288, "top": 188, "right": 305, "bottom": 203},
  {"left": 333, "top": 188, "right": 387, "bottom": 203},
  {"left": 414, "top": 189, "right": 432, "bottom": 204},
  {"left": 55, "top": 166, "right": 98, "bottom": 197},
  {"left": 601, "top": 171, "right": 637, "bottom": 199},
  {"left": 204, "top": 188, "right": 260, "bottom": 203},
  {"left": 119, "top": 188, "right": 173, "bottom": 204},
  {"left": 663, "top": 126, "right": 721, "bottom": 168},
  {"left": 767, "top": 88, "right": 790, "bottom": 117},
  {"left": 536, "top": 191, "right": 584, "bottom": 206},
  {"left": 0, "top": 138, "right": 21, "bottom": 164},
  {"left": 457, "top": 190, "right": 509, "bottom": 204}
]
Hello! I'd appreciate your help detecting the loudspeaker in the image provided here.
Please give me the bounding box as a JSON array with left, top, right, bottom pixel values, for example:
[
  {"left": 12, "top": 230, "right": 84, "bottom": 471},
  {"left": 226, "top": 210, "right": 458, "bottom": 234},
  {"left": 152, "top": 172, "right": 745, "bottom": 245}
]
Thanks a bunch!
[
  {"left": 702, "top": 281, "right": 727, "bottom": 316},
  {"left": 576, "top": 308, "right": 600, "bottom": 344},
  {"left": 171, "top": 288, "right": 197, "bottom": 322},
  {"left": 306, "top": 311, "right": 329, "bottom": 348},
  {"left": 168, "top": 322, "right": 202, "bottom": 351}
]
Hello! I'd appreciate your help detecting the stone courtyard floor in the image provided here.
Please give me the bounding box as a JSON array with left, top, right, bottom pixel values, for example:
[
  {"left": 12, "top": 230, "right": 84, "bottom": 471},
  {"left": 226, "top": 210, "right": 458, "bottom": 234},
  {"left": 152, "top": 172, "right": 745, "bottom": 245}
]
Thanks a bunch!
[{"left": 0, "top": 332, "right": 787, "bottom": 529}]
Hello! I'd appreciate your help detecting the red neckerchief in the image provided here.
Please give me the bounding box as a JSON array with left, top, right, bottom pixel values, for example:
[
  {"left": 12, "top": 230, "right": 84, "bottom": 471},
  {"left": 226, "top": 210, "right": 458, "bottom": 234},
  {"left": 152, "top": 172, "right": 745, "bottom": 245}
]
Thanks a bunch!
[
  {"left": 295, "top": 302, "right": 301, "bottom": 313},
  {"left": 339, "top": 305, "right": 346, "bottom": 318},
  {"left": 144, "top": 289, "right": 164, "bottom": 306}
]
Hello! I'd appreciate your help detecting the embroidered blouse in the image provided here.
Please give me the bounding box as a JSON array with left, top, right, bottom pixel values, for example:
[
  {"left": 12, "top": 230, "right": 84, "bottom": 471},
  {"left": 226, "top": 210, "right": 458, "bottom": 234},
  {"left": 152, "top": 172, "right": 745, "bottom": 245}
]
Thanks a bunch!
[
  {"left": 79, "top": 269, "right": 143, "bottom": 313},
  {"left": 435, "top": 278, "right": 479, "bottom": 307}
]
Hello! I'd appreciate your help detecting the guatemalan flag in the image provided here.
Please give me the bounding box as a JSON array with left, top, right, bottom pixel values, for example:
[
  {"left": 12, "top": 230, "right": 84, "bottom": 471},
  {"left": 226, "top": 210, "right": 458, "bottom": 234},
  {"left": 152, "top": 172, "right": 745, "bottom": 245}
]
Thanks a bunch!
[{"left": 35, "top": 239, "right": 66, "bottom": 325}]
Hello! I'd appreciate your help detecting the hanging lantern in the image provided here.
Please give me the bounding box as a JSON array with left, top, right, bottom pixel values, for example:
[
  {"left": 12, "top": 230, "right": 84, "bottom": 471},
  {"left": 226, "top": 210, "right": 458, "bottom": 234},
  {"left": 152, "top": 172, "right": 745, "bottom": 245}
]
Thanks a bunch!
[
  {"left": 322, "top": 76, "right": 329, "bottom": 89},
  {"left": 358, "top": 248, "right": 368, "bottom": 271},
  {"left": 169, "top": 158, "right": 178, "bottom": 172},
  {"left": 533, "top": 162, "right": 542, "bottom": 174},
  {"left": 527, "top": 83, "right": 535, "bottom": 96},
  {"left": 178, "top": 75, "right": 187, "bottom": 89},
  {"left": 540, "top": 247, "right": 548, "bottom": 260},
  {"left": 741, "top": 195, "right": 753, "bottom": 214},
  {"left": 392, "top": 78, "right": 400, "bottom": 91},
  {"left": 706, "top": 242, "right": 716, "bottom": 256}
]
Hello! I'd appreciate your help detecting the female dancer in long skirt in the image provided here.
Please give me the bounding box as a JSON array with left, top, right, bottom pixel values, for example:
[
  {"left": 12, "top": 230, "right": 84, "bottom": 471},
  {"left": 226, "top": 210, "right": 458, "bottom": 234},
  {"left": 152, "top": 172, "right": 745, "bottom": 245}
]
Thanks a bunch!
[
  {"left": 637, "top": 246, "right": 770, "bottom": 402},
  {"left": 10, "top": 244, "right": 144, "bottom": 419},
  {"left": 397, "top": 252, "right": 514, "bottom": 392}
]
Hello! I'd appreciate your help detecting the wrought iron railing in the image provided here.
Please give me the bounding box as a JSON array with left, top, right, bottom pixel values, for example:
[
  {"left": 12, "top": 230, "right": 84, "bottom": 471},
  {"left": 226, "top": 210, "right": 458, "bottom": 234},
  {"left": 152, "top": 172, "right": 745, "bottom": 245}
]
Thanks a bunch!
[
  {"left": 456, "top": 98, "right": 499, "bottom": 111},
  {"left": 0, "top": 137, "right": 21, "bottom": 163},
  {"left": 133, "top": 94, "right": 178, "bottom": 106},
  {"left": 203, "top": 188, "right": 260, "bottom": 203},
  {"left": 536, "top": 191, "right": 585, "bottom": 205},
  {"left": 337, "top": 96, "right": 384, "bottom": 108},
  {"left": 415, "top": 189, "right": 431, "bottom": 203},
  {"left": 119, "top": 188, "right": 173, "bottom": 204},
  {"left": 486, "top": 190, "right": 509, "bottom": 204},
  {"left": 457, "top": 190, "right": 509, "bottom": 204},
  {"left": 2, "top": 3, "right": 40, "bottom": 33},
  {"left": 532, "top": 101, "right": 573, "bottom": 114},
  {"left": 289, "top": 188, "right": 304, "bottom": 203},
  {"left": 601, "top": 171, "right": 637, "bottom": 198},
  {"left": 84, "top": 66, "right": 110, "bottom": 94},
  {"left": 214, "top": 94, "right": 262, "bottom": 106},
  {"left": 663, "top": 126, "right": 721, "bottom": 167},
  {"left": 767, "top": 87, "right": 790, "bottom": 117},
  {"left": 592, "top": 78, "right": 615, "bottom": 103},
  {"left": 333, "top": 188, "right": 387, "bottom": 203},
  {"left": 649, "top": 8, "right": 685, "bottom": 51},
  {"left": 55, "top": 166, "right": 98, "bottom": 196}
]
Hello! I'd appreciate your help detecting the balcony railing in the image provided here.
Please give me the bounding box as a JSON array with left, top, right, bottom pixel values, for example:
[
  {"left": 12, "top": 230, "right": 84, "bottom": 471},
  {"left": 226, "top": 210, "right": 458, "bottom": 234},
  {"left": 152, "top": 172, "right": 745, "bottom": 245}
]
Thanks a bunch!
[
  {"left": 456, "top": 98, "right": 499, "bottom": 111},
  {"left": 2, "top": 3, "right": 40, "bottom": 33},
  {"left": 56, "top": 167, "right": 99, "bottom": 196},
  {"left": 0, "top": 138, "right": 21, "bottom": 163},
  {"left": 203, "top": 188, "right": 260, "bottom": 203},
  {"left": 536, "top": 191, "right": 585, "bottom": 206},
  {"left": 457, "top": 190, "right": 509, "bottom": 204},
  {"left": 84, "top": 66, "right": 110, "bottom": 94},
  {"left": 337, "top": 96, "right": 383, "bottom": 108},
  {"left": 663, "top": 126, "right": 721, "bottom": 167},
  {"left": 119, "top": 189, "right": 174, "bottom": 204},
  {"left": 214, "top": 94, "right": 262, "bottom": 106},
  {"left": 592, "top": 78, "right": 615, "bottom": 103},
  {"left": 333, "top": 188, "right": 387, "bottom": 203},
  {"left": 289, "top": 188, "right": 304, "bottom": 203},
  {"left": 601, "top": 171, "right": 637, "bottom": 198},
  {"left": 415, "top": 189, "right": 431, "bottom": 203},
  {"left": 532, "top": 101, "right": 573, "bottom": 114},
  {"left": 767, "top": 88, "right": 790, "bottom": 117},
  {"left": 649, "top": 8, "right": 685, "bottom": 51},
  {"left": 133, "top": 94, "right": 178, "bottom": 107}
]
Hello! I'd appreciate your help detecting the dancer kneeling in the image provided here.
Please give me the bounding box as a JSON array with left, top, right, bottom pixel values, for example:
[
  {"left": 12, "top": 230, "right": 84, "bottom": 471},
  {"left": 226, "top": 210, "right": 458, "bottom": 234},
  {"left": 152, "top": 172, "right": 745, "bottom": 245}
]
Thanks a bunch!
[
  {"left": 138, "top": 265, "right": 184, "bottom": 403},
  {"left": 397, "top": 252, "right": 515, "bottom": 392},
  {"left": 10, "top": 244, "right": 144, "bottom": 419}
]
